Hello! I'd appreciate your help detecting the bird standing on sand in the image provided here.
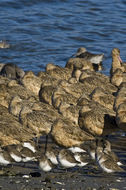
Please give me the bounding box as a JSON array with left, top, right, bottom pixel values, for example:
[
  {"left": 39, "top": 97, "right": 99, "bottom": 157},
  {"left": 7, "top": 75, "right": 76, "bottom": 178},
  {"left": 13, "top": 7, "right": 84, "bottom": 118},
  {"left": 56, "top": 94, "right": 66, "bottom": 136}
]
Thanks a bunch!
[
  {"left": 39, "top": 154, "right": 54, "bottom": 172},
  {"left": 103, "top": 140, "right": 122, "bottom": 166},
  {"left": 45, "top": 148, "right": 59, "bottom": 166},
  {"left": 58, "top": 149, "right": 80, "bottom": 168},
  {"left": 96, "top": 139, "right": 124, "bottom": 173},
  {"left": 74, "top": 152, "right": 89, "bottom": 167}
]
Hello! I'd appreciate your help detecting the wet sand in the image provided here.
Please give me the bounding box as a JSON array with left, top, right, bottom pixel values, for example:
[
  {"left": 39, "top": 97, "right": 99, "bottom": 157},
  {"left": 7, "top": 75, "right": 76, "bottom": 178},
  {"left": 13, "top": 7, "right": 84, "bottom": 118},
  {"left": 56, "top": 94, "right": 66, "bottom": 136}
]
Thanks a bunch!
[
  {"left": 0, "top": 132, "right": 126, "bottom": 190},
  {"left": 0, "top": 155, "right": 126, "bottom": 190},
  {"left": 0, "top": 125, "right": 125, "bottom": 190},
  {"left": 0, "top": 118, "right": 125, "bottom": 190}
]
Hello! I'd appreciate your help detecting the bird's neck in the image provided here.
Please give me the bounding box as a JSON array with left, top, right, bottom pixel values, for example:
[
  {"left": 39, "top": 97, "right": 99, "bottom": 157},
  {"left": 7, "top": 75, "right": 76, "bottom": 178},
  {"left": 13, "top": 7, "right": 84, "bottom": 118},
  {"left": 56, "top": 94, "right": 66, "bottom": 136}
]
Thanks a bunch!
[{"left": 112, "top": 56, "right": 121, "bottom": 71}]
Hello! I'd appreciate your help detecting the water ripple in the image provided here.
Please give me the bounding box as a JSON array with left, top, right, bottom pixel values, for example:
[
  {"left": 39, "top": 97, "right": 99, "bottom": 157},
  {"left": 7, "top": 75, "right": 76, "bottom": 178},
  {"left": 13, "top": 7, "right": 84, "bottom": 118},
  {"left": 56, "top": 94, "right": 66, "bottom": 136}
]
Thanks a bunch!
[{"left": 0, "top": 0, "right": 126, "bottom": 73}]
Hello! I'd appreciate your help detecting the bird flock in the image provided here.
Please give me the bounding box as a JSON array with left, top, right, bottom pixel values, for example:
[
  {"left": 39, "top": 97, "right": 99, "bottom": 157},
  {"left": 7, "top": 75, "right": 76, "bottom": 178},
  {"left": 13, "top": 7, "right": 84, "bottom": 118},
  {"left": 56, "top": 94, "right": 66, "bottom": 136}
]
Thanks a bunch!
[{"left": 0, "top": 45, "right": 125, "bottom": 174}]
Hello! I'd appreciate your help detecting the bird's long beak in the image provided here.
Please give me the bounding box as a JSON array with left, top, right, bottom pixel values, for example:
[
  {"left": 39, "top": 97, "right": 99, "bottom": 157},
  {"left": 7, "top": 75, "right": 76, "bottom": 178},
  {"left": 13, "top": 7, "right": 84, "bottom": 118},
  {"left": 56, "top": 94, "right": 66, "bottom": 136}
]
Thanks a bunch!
[{"left": 118, "top": 56, "right": 123, "bottom": 63}]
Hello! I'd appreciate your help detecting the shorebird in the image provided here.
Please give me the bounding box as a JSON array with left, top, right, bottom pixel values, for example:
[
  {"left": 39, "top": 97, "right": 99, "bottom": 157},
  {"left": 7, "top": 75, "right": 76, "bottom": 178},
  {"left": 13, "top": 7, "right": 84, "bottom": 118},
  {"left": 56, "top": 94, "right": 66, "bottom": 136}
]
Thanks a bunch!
[
  {"left": 103, "top": 140, "right": 122, "bottom": 166},
  {"left": 110, "top": 48, "right": 123, "bottom": 75},
  {"left": 96, "top": 139, "right": 124, "bottom": 173},
  {"left": 68, "top": 146, "right": 86, "bottom": 154},
  {"left": 39, "top": 154, "right": 54, "bottom": 172},
  {"left": 110, "top": 68, "right": 124, "bottom": 87},
  {"left": 45, "top": 148, "right": 59, "bottom": 166},
  {"left": 0, "top": 148, "right": 14, "bottom": 166},
  {"left": 0, "top": 63, "right": 25, "bottom": 80},
  {"left": 2, "top": 142, "right": 38, "bottom": 163},
  {"left": 51, "top": 118, "right": 94, "bottom": 147},
  {"left": 73, "top": 47, "right": 104, "bottom": 65},
  {"left": 20, "top": 147, "right": 36, "bottom": 162},
  {"left": 58, "top": 149, "right": 80, "bottom": 168},
  {"left": 2, "top": 144, "right": 22, "bottom": 163},
  {"left": 116, "top": 102, "right": 126, "bottom": 130},
  {"left": 97, "top": 152, "right": 124, "bottom": 173},
  {"left": 22, "top": 141, "right": 37, "bottom": 153},
  {"left": 0, "top": 40, "right": 10, "bottom": 48},
  {"left": 74, "top": 152, "right": 89, "bottom": 167}
]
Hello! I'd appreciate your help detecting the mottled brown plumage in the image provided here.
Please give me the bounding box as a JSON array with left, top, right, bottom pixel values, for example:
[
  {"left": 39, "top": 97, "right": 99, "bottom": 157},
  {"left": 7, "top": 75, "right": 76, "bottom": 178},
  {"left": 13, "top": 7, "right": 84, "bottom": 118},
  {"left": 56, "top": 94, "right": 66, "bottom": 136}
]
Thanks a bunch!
[{"left": 51, "top": 118, "right": 94, "bottom": 147}]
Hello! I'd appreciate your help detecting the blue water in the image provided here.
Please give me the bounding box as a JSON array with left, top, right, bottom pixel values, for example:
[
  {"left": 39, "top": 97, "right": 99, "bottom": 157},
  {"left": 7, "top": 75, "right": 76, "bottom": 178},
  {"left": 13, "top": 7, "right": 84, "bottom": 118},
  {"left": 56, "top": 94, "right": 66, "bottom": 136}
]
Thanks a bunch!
[{"left": 0, "top": 0, "right": 126, "bottom": 75}]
